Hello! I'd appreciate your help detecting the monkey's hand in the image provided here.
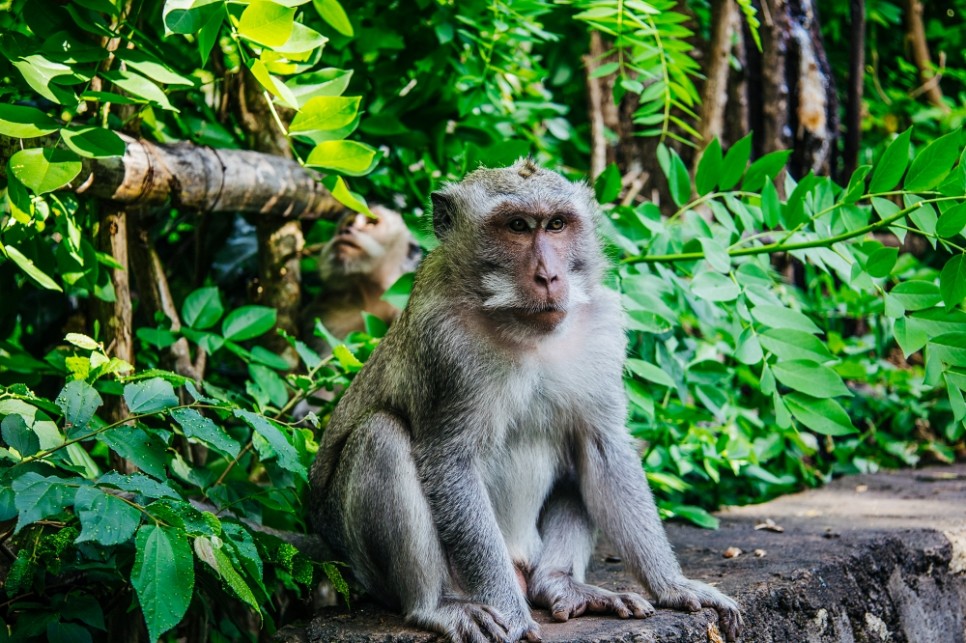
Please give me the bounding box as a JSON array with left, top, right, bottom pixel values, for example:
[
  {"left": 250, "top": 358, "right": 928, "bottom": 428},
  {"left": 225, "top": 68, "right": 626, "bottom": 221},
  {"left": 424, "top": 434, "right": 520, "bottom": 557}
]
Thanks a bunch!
[
  {"left": 655, "top": 578, "right": 742, "bottom": 642},
  {"left": 410, "top": 598, "right": 541, "bottom": 643},
  {"left": 529, "top": 571, "right": 654, "bottom": 622}
]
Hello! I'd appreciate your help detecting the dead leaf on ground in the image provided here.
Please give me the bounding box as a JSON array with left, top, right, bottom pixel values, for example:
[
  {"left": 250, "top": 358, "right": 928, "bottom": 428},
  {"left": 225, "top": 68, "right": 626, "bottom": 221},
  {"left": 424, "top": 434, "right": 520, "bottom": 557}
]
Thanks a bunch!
[
  {"left": 754, "top": 518, "right": 785, "bottom": 532},
  {"left": 723, "top": 546, "right": 743, "bottom": 559}
]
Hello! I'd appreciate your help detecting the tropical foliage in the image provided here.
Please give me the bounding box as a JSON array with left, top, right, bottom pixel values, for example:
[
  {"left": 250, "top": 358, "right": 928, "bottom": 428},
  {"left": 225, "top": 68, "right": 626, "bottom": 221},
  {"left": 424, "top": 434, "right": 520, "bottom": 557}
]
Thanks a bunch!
[{"left": 0, "top": 0, "right": 964, "bottom": 640}]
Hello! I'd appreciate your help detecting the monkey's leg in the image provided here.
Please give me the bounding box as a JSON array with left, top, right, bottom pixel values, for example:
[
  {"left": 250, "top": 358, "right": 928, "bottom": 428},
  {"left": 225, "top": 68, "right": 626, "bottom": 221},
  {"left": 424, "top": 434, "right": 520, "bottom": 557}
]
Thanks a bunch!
[
  {"left": 339, "top": 415, "right": 513, "bottom": 643},
  {"left": 528, "top": 478, "right": 655, "bottom": 622}
]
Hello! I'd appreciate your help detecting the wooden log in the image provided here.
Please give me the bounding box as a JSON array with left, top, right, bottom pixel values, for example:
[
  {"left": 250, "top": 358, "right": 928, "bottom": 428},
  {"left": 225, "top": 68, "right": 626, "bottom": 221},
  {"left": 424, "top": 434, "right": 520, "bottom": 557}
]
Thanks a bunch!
[{"left": 0, "top": 133, "right": 342, "bottom": 219}]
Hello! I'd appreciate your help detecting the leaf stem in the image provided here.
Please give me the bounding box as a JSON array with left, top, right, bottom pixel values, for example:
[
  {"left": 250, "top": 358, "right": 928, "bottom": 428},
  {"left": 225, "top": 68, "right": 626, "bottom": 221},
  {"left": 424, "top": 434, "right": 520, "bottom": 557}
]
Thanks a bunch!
[{"left": 623, "top": 198, "right": 942, "bottom": 264}]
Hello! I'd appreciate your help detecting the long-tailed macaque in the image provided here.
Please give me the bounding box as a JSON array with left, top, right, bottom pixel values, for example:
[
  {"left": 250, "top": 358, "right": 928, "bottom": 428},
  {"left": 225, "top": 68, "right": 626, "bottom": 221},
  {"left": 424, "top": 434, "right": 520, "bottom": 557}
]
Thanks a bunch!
[
  {"left": 309, "top": 161, "right": 741, "bottom": 642},
  {"left": 302, "top": 204, "right": 420, "bottom": 349}
]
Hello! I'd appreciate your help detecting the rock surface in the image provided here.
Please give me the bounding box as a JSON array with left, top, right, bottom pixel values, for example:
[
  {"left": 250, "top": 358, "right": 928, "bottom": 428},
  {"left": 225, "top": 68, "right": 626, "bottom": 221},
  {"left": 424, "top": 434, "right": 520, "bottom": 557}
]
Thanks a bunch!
[{"left": 278, "top": 464, "right": 966, "bottom": 642}]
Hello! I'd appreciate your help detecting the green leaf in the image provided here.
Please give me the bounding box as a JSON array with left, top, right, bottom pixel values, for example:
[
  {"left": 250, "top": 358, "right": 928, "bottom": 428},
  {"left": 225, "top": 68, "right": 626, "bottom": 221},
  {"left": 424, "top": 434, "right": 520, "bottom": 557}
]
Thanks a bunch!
[
  {"left": 657, "top": 143, "right": 691, "bottom": 207},
  {"left": 100, "top": 69, "right": 176, "bottom": 112},
  {"left": 784, "top": 393, "right": 857, "bottom": 435},
  {"left": 74, "top": 486, "right": 141, "bottom": 546},
  {"left": 742, "top": 150, "right": 791, "bottom": 192},
  {"left": 894, "top": 317, "right": 928, "bottom": 357},
  {"left": 594, "top": 163, "right": 622, "bottom": 203},
  {"left": 759, "top": 328, "right": 834, "bottom": 363},
  {"left": 866, "top": 246, "right": 899, "bottom": 278},
  {"left": 289, "top": 96, "right": 360, "bottom": 134},
  {"left": 772, "top": 360, "right": 851, "bottom": 398},
  {"left": 381, "top": 272, "right": 414, "bottom": 309},
  {"left": 181, "top": 287, "right": 223, "bottom": 330},
  {"left": 248, "top": 363, "right": 289, "bottom": 407},
  {"left": 221, "top": 306, "right": 277, "bottom": 341},
  {"left": 12, "top": 472, "right": 75, "bottom": 532},
  {"left": 750, "top": 305, "right": 821, "bottom": 334},
  {"left": 98, "top": 471, "right": 180, "bottom": 500},
  {"left": 2, "top": 414, "right": 40, "bottom": 458},
  {"left": 47, "top": 621, "right": 92, "bottom": 643},
  {"left": 124, "top": 378, "right": 178, "bottom": 414},
  {"left": 694, "top": 138, "right": 723, "bottom": 196},
  {"left": 698, "top": 237, "right": 730, "bottom": 272},
  {"left": 904, "top": 128, "right": 962, "bottom": 192},
  {"left": 305, "top": 140, "right": 378, "bottom": 176},
  {"left": 718, "top": 133, "right": 752, "bottom": 190},
  {"left": 626, "top": 358, "right": 675, "bottom": 387},
  {"left": 12, "top": 55, "right": 76, "bottom": 105},
  {"left": 0, "top": 104, "right": 60, "bottom": 138},
  {"left": 322, "top": 174, "right": 371, "bottom": 216},
  {"left": 193, "top": 536, "right": 260, "bottom": 611},
  {"left": 55, "top": 380, "right": 103, "bottom": 430},
  {"left": 98, "top": 426, "right": 168, "bottom": 479},
  {"left": 132, "top": 525, "right": 194, "bottom": 643},
  {"left": 9, "top": 147, "right": 82, "bottom": 194},
  {"left": 239, "top": 0, "right": 296, "bottom": 46},
  {"left": 760, "top": 178, "right": 780, "bottom": 228},
  {"left": 3, "top": 244, "right": 62, "bottom": 291},
  {"left": 250, "top": 345, "right": 292, "bottom": 370},
  {"left": 313, "top": 0, "right": 354, "bottom": 36},
  {"left": 690, "top": 272, "right": 739, "bottom": 302},
  {"left": 170, "top": 408, "right": 241, "bottom": 458},
  {"left": 333, "top": 344, "right": 363, "bottom": 372},
  {"left": 246, "top": 59, "right": 299, "bottom": 109},
  {"left": 234, "top": 409, "right": 306, "bottom": 476},
  {"left": 940, "top": 254, "right": 966, "bottom": 309},
  {"left": 735, "top": 328, "right": 763, "bottom": 365},
  {"left": 60, "top": 127, "right": 125, "bottom": 158},
  {"left": 285, "top": 68, "right": 354, "bottom": 105},
  {"left": 930, "top": 333, "right": 966, "bottom": 367},
  {"left": 869, "top": 127, "right": 912, "bottom": 193},
  {"left": 668, "top": 504, "right": 719, "bottom": 529},
  {"left": 843, "top": 165, "right": 872, "bottom": 203},
  {"left": 181, "top": 328, "right": 224, "bottom": 353},
  {"left": 890, "top": 280, "right": 942, "bottom": 311},
  {"left": 937, "top": 202, "right": 966, "bottom": 238},
  {"left": 115, "top": 48, "right": 196, "bottom": 87}
]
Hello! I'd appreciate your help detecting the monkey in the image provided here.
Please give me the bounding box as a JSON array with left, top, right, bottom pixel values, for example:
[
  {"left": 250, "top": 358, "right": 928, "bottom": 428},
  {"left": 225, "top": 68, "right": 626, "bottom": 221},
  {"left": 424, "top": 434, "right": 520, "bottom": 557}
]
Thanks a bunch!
[
  {"left": 301, "top": 204, "right": 421, "bottom": 351},
  {"left": 308, "top": 160, "right": 742, "bottom": 642}
]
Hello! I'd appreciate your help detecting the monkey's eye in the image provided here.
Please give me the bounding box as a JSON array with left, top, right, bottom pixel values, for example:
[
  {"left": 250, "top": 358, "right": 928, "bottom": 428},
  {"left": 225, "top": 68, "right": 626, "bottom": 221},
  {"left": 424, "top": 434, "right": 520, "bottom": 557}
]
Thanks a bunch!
[
  {"left": 547, "top": 217, "right": 566, "bottom": 231},
  {"left": 508, "top": 218, "right": 529, "bottom": 233}
]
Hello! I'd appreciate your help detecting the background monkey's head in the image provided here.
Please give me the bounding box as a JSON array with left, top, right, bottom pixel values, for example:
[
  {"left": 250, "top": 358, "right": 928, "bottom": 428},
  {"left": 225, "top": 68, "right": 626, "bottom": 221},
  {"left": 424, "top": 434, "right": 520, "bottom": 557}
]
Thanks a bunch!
[
  {"left": 320, "top": 204, "right": 421, "bottom": 286},
  {"left": 429, "top": 159, "right": 605, "bottom": 334}
]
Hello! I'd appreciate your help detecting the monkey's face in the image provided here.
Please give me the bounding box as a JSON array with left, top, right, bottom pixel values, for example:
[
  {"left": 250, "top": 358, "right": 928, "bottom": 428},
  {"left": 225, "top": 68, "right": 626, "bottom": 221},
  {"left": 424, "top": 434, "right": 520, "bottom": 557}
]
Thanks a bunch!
[
  {"left": 475, "top": 204, "right": 594, "bottom": 333},
  {"left": 432, "top": 161, "right": 603, "bottom": 335},
  {"left": 321, "top": 206, "right": 413, "bottom": 279}
]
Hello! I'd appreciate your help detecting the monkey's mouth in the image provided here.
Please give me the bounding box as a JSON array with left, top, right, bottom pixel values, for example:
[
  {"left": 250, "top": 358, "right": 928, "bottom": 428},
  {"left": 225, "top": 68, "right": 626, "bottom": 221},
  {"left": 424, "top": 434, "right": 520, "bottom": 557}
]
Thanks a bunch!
[{"left": 510, "top": 305, "right": 567, "bottom": 330}]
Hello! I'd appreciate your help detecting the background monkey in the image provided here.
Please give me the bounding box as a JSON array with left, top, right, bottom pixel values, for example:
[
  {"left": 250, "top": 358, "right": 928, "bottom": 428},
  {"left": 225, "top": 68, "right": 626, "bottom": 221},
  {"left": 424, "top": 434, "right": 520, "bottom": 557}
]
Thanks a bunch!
[
  {"left": 309, "top": 160, "right": 741, "bottom": 642},
  {"left": 301, "top": 204, "right": 421, "bottom": 350}
]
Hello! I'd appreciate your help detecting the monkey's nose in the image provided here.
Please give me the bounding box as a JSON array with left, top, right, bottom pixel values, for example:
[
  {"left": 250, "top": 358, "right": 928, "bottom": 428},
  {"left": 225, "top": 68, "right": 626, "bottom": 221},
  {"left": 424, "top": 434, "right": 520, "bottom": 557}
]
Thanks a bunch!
[{"left": 534, "top": 271, "right": 560, "bottom": 295}]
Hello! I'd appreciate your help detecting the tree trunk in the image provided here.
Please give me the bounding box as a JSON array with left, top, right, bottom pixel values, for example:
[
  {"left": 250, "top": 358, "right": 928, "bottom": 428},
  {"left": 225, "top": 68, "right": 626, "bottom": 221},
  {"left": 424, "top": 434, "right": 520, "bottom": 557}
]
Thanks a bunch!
[
  {"left": 94, "top": 205, "right": 137, "bottom": 474},
  {"left": 696, "top": 0, "right": 739, "bottom": 150},
  {"left": 232, "top": 72, "right": 304, "bottom": 361},
  {"left": 843, "top": 0, "right": 866, "bottom": 179},
  {"left": 584, "top": 0, "right": 840, "bottom": 210},
  {"left": 904, "top": 0, "right": 948, "bottom": 112}
]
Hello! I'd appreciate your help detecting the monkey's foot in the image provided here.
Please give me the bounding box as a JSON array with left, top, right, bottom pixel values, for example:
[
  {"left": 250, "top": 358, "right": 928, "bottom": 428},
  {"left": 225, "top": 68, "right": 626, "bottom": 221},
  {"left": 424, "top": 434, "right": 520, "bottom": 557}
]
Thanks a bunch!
[
  {"left": 656, "top": 578, "right": 742, "bottom": 642},
  {"left": 529, "top": 572, "right": 655, "bottom": 622},
  {"left": 409, "top": 598, "right": 540, "bottom": 643}
]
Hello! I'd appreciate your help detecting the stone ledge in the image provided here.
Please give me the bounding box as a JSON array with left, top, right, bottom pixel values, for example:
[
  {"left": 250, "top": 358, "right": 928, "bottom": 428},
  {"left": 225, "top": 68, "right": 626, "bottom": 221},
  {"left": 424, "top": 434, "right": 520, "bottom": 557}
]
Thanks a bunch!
[{"left": 278, "top": 464, "right": 966, "bottom": 642}]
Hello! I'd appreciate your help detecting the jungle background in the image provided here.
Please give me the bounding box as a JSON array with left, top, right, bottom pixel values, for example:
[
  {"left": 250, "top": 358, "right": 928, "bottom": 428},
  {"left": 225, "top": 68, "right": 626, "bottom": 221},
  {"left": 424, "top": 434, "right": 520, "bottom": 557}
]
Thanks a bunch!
[{"left": 1, "top": 0, "right": 965, "bottom": 640}]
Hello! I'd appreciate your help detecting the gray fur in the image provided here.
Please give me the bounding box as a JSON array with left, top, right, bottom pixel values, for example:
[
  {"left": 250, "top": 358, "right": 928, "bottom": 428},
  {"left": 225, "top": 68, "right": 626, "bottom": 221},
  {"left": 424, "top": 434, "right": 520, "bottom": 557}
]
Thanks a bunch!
[{"left": 309, "top": 160, "right": 741, "bottom": 642}]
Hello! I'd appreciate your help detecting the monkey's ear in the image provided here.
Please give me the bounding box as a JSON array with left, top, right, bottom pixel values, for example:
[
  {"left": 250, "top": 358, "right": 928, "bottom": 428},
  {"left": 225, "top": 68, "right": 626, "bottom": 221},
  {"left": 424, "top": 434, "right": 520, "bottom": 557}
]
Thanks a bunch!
[{"left": 431, "top": 192, "right": 456, "bottom": 238}]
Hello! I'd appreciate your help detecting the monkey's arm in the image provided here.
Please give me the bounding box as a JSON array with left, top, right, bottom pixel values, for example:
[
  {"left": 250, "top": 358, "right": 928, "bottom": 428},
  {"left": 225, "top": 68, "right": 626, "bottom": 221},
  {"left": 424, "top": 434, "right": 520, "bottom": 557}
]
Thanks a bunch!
[{"left": 414, "top": 443, "right": 540, "bottom": 638}]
